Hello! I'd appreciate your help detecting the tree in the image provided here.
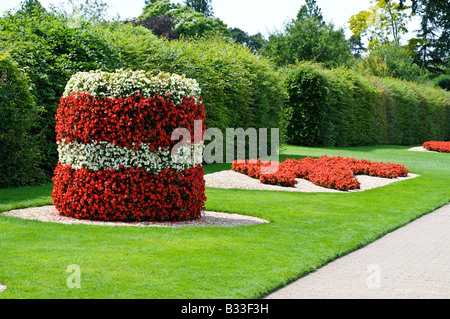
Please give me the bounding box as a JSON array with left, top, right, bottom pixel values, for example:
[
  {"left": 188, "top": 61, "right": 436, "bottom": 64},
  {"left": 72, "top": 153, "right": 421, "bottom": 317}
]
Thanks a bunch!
[
  {"left": 356, "top": 43, "right": 429, "bottom": 82},
  {"left": 51, "top": 0, "right": 112, "bottom": 27},
  {"left": 184, "top": 0, "right": 213, "bottom": 17},
  {"left": 139, "top": 0, "right": 229, "bottom": 39},
  {"left": 135, "top": 15, "right": 179, "bottom": 40},
  {"left": 17, "top": 0, "right": 47, "bottom": 15},
  {"left": 349, "top": 0, "right": 411, "bottom": 50},
  {"left": 297, "top": 0, "right": 323, "bottom": 22},
  {"left": 348, "top": 35, "right": 366, "bottom": 58},
  {"left": 229, "top": 27, "right": 266, "bottom": 53},
  {"left": 263, "top": 0, "right": 353, "bottom": 68},
  {"left": 400, "top": 0, "right": 449, "bottom": 71}
]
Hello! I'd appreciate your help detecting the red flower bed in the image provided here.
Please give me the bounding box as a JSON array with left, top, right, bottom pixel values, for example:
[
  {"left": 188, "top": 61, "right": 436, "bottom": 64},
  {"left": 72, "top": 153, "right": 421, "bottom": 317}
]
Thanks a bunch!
[
  {"left": 423, "top": 141, "right": 450, "bottom": 153},
  {"left": 53, "top": 91, "right": 206, "bottom": 222},
  {"left": 56, "top": 93, "right": 205, "bottom": 151},
  {"left": 232, "top": 155, "right": 409, "bottom": 191},
  {"left": 52, "top": 163, "right": 206, "bottom": 222}
]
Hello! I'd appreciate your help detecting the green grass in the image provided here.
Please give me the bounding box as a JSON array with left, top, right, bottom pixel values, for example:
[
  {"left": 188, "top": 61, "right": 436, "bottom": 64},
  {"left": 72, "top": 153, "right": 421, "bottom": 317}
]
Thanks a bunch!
[
  {"left": 0, "top": 145, "right": 449, "bottom": 298},
  {"left": 0, "top": 183, "right": 53, "bottom": 212}
]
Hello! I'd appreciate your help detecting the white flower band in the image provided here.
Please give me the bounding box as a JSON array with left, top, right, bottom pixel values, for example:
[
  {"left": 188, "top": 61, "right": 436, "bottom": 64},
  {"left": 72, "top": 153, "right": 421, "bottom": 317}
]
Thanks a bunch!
[
  {"left": 58, "top": 140, "right": 204, "bottom": 173},
  {"left": 63, "top": 69, "right": 202, "bottom": 105}
]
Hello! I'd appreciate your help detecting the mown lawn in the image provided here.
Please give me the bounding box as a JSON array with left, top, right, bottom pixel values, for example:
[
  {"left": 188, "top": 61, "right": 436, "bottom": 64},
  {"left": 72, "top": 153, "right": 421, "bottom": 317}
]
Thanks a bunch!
[{"left": 0, "top": 145, "right": 449, "bottom": 298}]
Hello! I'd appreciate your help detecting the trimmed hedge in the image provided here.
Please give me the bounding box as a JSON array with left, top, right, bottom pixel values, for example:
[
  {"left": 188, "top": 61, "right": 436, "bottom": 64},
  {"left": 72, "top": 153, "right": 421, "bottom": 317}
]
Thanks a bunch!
[
  {"left": 0, "top": 11, "right": 126, "bottom": 178},
  {"left": 98, "top": 22, "right": 288, "bottom": 141},
  {"left": 378, "top": 77, "right": 449, "bottom": 145},
  {"left": 286, "top": 62, "right": 450, "bottom": 147},
  {"left": 0, "top": 53, "right": 46, "bottom": 187},
  {"left": 1, "top": 9, "right": 287, "bottom": 172},
  {"left": 138, "top": 37, "right": 288, "bottom": 135}
]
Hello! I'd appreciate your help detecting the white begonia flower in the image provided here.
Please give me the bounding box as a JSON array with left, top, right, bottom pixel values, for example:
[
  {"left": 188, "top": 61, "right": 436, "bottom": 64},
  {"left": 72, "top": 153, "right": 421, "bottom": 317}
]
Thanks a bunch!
[
  {"left": 58, "top": 140, "right": 203, "bottom": 173},
  {"left": 63, "top": 69, "right": 201, "bottom": 105}
]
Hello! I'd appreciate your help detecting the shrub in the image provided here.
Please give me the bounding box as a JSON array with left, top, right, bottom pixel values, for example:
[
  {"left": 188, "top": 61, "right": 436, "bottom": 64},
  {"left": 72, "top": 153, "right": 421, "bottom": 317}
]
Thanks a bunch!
[
  {"left": 53, "top": 69, "right": 206, "bottom": 222},
  {"left": 285, "top": 62, "right": 450, "bottom": 147},
  {"left": 139, "top": 37, "right": 287, "bottom": 131},
  {"left": 0, "top": 53, "right": 47, "bottom": 187},
  {"left": 434, "top": 74, "right": 450, "bottom": 91},
  {"left": 378, "top": 77, "right": 449, "bottom": 145},
  {"left": 285, "top": 62, "right": 385, "bottom": 146}
]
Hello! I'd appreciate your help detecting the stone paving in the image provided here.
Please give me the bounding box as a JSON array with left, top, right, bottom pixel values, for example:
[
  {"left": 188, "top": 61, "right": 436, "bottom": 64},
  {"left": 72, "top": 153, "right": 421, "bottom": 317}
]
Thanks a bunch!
[{"left": 266, "top": 204, "right": 450, "bottom": 299}]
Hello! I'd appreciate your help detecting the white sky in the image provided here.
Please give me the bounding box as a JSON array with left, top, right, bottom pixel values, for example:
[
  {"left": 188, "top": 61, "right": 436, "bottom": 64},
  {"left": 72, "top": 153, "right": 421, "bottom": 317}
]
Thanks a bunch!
[{"left": 0, "top": 0, "right": 421, "bottom": 41}]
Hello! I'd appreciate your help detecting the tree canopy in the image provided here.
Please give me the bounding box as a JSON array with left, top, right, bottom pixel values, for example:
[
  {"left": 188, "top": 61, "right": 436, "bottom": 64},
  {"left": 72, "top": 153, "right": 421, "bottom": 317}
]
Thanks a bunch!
[
  {"left": 184, "top": 0, "right": 214, "bottom": 17},
  {"left": 263, "top": 0, "right": 353, "bottom": 68},
  {"left": 401, "top": 0, "right": 449, "bottom": 70},
  {"left": 138, "top": 0, "right": 229, "bottom": 39},
  {"left": 349, "top": 0, "right": 411, "bottom": 50}
]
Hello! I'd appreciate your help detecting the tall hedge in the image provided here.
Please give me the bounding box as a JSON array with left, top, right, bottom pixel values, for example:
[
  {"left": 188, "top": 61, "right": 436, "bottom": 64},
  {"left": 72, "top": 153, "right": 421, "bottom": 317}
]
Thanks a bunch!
[
  {"left": 0, "top": 10, "right": 125, "bottom": 177},
  {"left": 1, "top": 8, "right": 287, "bottom": 173},
  {"left": 85, "top": 24, "right": 289, "bottom": 159},
  {"left": 0, "top": 53, "right": 46, "bottom": 187},
  {"left": 286, "top": 62, "right": 450, "bottom": 147},
  {"left": 96, "top": 22, "right": 288, "bottom": 136},
  {"left": 137, "top": 37, "right": 288, "bottom": 136}
]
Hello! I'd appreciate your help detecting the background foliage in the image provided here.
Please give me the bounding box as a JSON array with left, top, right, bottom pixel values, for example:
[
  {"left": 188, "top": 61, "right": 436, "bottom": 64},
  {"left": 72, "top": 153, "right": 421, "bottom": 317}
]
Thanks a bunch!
[
  {"left": 285, "top": 61, "right": 450, "bottom": 147},
  {"left": 0, "top": 7, "right": 124, "bottom": 181},
  {"left": 138, "top": 0, "right": 230, "bottom": 39},
  {"left": 0, "top": 53, "right": 46, "bottom": 187},
  {"left": 0, "top": 0, "right": 448, "bottom": 188},
  {"left": 263, "top": 0, "right": 354, "bottom": 68}
]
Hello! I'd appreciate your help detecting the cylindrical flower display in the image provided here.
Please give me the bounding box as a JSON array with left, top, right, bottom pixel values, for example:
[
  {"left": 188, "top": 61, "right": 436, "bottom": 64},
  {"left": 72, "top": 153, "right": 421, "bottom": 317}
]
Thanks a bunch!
[{"left": 52, "top": 69, "right": 206, "bottom": 222}]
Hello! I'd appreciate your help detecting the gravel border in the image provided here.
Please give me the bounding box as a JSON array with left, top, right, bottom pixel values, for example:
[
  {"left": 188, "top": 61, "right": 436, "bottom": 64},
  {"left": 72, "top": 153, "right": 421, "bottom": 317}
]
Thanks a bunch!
[
  {"left": 1, "top": 205, "right": 269, "bottom": 228},
  {"left": 408, "top": 146, "right": 439, "bottom": 153},
  {"left": 204, "top": 170, "right": 419, "bottom": 193}
]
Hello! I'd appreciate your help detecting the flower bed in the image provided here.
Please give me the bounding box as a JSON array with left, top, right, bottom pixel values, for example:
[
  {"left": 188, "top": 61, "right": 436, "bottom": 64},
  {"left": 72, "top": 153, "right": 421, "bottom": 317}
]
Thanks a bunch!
[
  {"left": 232, "top": 156, "right": 409, "bottom": 191},
  {"left": 52, "top": 69, "right": 206, "bottom": 222},
  {"left": 423, "top": 141, "right": 450, "bottom": 153}
]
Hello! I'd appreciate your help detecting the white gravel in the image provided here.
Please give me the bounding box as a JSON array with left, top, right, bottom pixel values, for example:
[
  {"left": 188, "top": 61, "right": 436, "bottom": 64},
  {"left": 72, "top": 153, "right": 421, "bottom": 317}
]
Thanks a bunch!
[
  {"left": 2, "top": 205, "right": 269, "bottom": 228},
  {"left": 204, "top": 170, "right": 419, "bottom": 193},
  {"left": 408, "top": 146, "right": 438, "bottom": 153}
]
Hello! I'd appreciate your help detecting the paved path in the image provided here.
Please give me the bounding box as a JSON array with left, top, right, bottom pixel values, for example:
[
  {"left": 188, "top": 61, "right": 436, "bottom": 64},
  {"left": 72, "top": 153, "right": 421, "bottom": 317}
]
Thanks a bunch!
[{"left": 266, "top": 204, "right": 450, "bottom": 299}]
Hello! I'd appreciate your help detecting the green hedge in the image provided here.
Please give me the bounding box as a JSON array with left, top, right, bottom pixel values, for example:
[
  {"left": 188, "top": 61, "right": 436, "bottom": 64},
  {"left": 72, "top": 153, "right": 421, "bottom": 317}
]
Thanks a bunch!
[
  {"left": 98, "top": 22, "right": 288, "bottom": 136},
  {"left": 286, "top": 62, "right": 450, "bottom": 147},
  {"left": 1, "top": 7, "right": 288, "bottom": 172},
  {"left": 0, "top": 11, "right": 128, "bottom": 177},
  {"left": 137, "top": 37, "right": 288, "bottom": 135},
  {"left": 91, "top": 24, "right": 289, "bottom": 159},
  {"left": 378, "top": 77, "right": 449, "bottom": 145},
  {"left": 0, "top": 53, "right": 46, "bottom": 187}
]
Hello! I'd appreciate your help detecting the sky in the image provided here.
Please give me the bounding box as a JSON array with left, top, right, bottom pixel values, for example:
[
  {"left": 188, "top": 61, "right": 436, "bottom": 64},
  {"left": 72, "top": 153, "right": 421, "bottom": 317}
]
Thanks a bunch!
[{"left": 0, "top": 0, "right": 422, "bottom": 40}]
